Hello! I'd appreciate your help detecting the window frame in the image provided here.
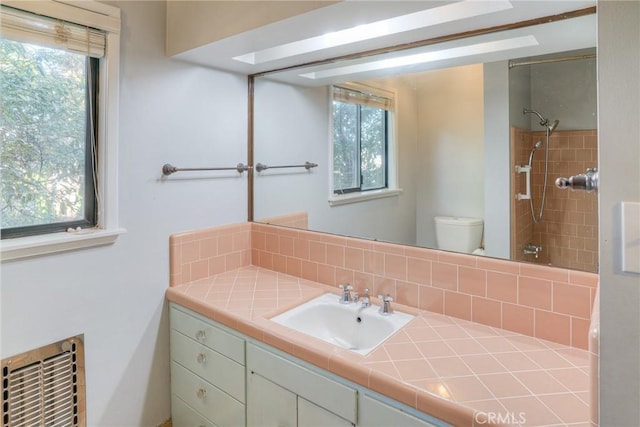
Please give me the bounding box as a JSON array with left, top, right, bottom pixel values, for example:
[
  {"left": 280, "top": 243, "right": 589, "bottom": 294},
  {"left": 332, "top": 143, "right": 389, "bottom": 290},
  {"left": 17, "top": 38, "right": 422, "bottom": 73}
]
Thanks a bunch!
[
  {"left": 329, "top": 83, "right": 401, "bottom": 206},
  {"left": 1, "top": 53, "right": 99, "bottom": 239},
  {"left": 332, "top": 102, "right": 389, "bottom": 194},
  {"left": 0, "top": 0, "right": 124, "bottom": 261}
]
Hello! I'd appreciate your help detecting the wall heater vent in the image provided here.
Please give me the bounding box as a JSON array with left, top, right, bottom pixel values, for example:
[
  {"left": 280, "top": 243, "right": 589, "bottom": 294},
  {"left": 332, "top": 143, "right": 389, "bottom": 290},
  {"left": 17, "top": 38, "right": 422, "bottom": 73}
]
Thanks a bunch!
[{"left": 2, "top": 336, "right": 85, "bottom": 427}]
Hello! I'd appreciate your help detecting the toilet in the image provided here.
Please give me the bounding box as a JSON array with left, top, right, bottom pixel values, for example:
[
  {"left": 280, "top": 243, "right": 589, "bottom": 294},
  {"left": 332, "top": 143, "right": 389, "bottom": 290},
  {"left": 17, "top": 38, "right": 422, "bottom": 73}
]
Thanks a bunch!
[{"left": 434, "top": 216, "right": 484, "bottom": 254}]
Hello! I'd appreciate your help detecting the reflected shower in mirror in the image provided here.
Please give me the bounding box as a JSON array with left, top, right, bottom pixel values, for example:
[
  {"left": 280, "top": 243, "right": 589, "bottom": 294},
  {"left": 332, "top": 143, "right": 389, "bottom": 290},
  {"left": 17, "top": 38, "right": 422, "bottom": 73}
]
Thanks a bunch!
[{"left": 252, "top": 13, "right": 598, "bottom": 273}]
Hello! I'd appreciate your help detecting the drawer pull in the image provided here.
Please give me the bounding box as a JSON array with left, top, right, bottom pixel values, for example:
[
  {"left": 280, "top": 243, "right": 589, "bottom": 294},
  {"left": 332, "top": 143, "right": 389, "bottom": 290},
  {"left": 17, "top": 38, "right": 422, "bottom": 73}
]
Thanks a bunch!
[
  {"left": 197, "top": 353, "right": 206, "bottom": 364},
  {"left": 197, "top": 388, "right": 207, "bottom": 400},
  {"left": 195, "top": 330, "right": 206, "bottom": 341}
]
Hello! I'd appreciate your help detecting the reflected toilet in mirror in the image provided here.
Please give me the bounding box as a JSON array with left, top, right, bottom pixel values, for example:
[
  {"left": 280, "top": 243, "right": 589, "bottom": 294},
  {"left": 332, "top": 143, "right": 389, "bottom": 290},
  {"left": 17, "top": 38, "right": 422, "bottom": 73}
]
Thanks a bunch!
[{"left": 434, "top": 216, "right": 484, "bottom": 255}]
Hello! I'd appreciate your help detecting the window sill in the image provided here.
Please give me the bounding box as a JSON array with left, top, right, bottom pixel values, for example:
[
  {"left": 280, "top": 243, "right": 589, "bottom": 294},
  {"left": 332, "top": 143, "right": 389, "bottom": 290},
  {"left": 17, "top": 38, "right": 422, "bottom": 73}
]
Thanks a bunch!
[
  {"left": 1, "top": 228, "right": 126, "bottom": 262},
  {"left": 328, "top": 188, "right": 403, "bottom": 206}
]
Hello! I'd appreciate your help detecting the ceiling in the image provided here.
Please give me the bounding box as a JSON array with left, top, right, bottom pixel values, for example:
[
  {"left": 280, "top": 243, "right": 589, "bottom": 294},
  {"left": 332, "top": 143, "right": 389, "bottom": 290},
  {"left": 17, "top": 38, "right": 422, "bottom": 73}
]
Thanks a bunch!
[{"left": 172, "top": 0, "right": 596, "bottom": 78}]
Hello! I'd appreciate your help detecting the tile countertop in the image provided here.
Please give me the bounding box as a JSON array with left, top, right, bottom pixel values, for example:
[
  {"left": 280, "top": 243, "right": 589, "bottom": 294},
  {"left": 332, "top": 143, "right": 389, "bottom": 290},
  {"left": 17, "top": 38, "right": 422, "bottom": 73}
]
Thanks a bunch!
[{"left": 165, "top": 266, "right": 590, "bottom": 427}]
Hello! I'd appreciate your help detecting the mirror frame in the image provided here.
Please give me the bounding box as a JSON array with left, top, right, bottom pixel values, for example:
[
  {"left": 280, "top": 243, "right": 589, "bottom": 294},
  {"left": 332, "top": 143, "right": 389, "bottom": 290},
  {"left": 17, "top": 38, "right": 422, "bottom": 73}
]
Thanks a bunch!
[{"left": 246, "top": 5, "right": 596, "bottom": 245}]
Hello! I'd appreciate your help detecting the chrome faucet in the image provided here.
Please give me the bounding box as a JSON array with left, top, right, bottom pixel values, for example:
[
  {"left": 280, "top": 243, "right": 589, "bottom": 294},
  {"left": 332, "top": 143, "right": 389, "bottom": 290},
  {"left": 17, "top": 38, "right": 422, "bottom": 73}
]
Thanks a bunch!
[
  {"left": 338, "top": 284, "right": 353, "bottom": 304},
  {"left": 378, "top": 294, "right": 394, "bottom": 316},
  {"left": 354, "top": 288, "right": 371, "bottom": 309},
  {"left": 523, "top": 243, "right": 542, "bottom": 259}
]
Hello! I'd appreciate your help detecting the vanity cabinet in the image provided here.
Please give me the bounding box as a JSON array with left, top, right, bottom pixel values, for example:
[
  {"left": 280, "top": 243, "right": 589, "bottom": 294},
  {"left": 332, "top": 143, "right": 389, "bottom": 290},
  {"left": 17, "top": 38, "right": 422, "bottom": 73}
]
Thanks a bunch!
[
  {"left": 358, "top": 394, "right": 443, "bottom": 427},
  {"left": 169, "top": 305, "right": 246, "bottom": 427},
  {"left": 169, "top": 304, "right": 450, "bottom": 427},
  {"left": 298, "top": 397, "right": 355, "bottom": 427},
  {"left": 246, "top": 343, "right": 356, "bottom": 427}
]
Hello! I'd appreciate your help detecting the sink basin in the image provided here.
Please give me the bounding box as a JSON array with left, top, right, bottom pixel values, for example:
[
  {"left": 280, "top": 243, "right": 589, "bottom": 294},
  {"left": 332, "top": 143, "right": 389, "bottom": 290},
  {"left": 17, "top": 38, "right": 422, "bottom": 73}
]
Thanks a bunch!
[{"left": 271, "top": 293, "right": 414, "bottom": 355}]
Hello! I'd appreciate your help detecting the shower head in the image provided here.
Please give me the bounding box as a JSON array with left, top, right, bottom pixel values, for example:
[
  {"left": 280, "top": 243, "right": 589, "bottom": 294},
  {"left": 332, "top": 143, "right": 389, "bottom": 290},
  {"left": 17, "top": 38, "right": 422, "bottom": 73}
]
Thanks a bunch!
[
  {"left": 548, "top": 119, "right": 560, "bottom": 134},
  {"left": 527, "top": 138, "right": 544, "bottom": 166}
]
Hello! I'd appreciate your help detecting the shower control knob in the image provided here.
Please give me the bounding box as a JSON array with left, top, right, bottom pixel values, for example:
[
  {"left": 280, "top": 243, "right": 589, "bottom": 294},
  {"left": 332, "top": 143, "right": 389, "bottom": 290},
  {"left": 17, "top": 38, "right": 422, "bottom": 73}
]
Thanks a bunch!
[{"left": 555, "top": 168, "right": 598, "bottom": 193}]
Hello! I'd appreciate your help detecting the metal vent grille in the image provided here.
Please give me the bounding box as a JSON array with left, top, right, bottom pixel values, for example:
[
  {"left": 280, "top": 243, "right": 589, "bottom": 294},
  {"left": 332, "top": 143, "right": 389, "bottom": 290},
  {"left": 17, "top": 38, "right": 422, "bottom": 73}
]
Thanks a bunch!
[{"left": 2, "top": 336, "right": 85, "bottom": 427}]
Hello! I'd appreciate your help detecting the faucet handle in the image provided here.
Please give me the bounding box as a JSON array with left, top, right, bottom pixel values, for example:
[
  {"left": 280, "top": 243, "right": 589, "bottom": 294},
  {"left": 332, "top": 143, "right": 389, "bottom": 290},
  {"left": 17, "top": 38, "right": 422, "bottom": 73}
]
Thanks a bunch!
[
  {"left": 338, "top": 284, "right": 353, "bottom": 304},
  {"left": 378, "top": 294, "right": 394, "bottom": 315},
  {"left": 378, "top": 294, "right": 393, "bottom": 302}
]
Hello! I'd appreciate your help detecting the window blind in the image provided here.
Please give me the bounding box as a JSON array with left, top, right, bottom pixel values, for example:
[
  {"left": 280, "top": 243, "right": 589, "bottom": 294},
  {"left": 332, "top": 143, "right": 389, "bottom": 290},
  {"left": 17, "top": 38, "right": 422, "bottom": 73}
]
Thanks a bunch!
[
  {"left": 0, "top": 5, "right": 106, "bottom": 58},
  {"left": 333, "top": 86, "right": 394, "bottom": 111}
]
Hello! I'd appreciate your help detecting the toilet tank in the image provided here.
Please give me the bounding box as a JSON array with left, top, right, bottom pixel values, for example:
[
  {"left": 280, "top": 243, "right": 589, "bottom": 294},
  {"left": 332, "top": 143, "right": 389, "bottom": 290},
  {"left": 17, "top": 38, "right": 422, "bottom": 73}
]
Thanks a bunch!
[{"left": 434, "top": 216, "right": 484, "bottom": 254}]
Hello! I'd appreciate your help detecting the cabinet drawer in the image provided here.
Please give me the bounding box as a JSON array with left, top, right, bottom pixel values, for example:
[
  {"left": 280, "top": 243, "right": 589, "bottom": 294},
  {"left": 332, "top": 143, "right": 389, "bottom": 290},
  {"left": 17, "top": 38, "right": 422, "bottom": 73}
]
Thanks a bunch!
[
  {"left": 171, "top": 362, "right": 245, "bottom": 427},
  {"left": 170, "top": 306, "right": 244, "bottom": 364},
  {"left": 171, "top": 330, "right": 245, "bottom": 403},
  {"left": 171, "top": 395, "right": 216, "bottom": 427},
  {"left": 247, "top": 343, "right": 357, "bottom": 423}
]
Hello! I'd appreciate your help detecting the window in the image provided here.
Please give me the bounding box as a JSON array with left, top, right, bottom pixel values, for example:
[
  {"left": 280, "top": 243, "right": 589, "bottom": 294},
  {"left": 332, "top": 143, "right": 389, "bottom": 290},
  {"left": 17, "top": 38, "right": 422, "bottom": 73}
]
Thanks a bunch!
[
  {"left": 0, "top": 2, "right": 122, "bottom": 260},
  {"left": 332, "top": 85, "right": 393, "bottom": 195},
  {"left": 1, "top": 37, "right": 98, "bottom": 238},
  {"left": 332, "top": 86, "right": 389, "bottom": 193}
]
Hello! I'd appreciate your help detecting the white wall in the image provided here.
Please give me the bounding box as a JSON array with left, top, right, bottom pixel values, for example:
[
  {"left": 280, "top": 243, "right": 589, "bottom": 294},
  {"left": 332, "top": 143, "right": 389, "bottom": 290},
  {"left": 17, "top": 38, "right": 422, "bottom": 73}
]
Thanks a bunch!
[
  {"left": 598, "top": 1, "right": 640, "bottom": 425},
  {"left": 510, "top": 55, "right": 597, "bottom": 132},
  {"left": 415, "top": 64, "right": 485, "bottom": 249},
  {"left": 0, "top": 1, "right": 248, "bottom": 425},
  {"left": 253, "top": 78, "right": 419, "bottom": 246},
  {"left": 530, "top": 56, "right": 597, "bottom": 131},
  {"left": 509, "top": 62, "right": 532, "bottom": 131},
  {"left": 483, "top": 61, "right": 512, "bottom": 259}
]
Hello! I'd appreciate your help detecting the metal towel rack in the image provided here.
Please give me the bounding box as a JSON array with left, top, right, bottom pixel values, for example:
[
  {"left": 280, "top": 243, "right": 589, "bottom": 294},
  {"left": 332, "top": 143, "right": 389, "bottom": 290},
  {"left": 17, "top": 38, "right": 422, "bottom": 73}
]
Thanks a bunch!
[
  {"left": 255, "top": 161, "right": 318, "bottom": 173},
  {"left": 162, "top": 163, "right": 250, "bottom": 176},
  {"left": 161, "top": 161, "right": 318, "bottom": 176}
]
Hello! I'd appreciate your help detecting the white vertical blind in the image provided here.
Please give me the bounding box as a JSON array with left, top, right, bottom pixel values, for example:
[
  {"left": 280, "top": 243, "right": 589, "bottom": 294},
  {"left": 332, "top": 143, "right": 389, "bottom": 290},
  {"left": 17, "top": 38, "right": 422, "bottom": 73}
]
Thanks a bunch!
[{"left": 0, "top": 5, "right": 106, "bottom": 58}]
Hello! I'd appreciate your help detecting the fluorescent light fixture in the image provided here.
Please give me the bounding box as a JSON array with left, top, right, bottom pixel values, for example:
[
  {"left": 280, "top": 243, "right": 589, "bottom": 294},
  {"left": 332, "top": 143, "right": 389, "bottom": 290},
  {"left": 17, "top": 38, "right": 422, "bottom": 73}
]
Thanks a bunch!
[
  {"left": 233, "top": 1, "right": 513, "bottom": 65},
  {"left": 299, "top": 35, "right": 539, "bottom": 80}
]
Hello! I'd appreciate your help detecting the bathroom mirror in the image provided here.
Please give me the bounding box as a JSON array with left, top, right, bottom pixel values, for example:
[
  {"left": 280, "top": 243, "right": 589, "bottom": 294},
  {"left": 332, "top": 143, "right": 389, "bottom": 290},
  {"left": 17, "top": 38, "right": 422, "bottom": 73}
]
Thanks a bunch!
[{"left": 251, "top": 6, "right": 598, "bottom": 273}]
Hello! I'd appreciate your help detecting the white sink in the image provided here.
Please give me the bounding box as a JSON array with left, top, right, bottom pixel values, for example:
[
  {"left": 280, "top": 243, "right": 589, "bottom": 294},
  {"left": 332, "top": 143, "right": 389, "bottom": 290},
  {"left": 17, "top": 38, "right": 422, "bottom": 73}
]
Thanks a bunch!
[{"left": 271, "top": 293, "right": 414, "bottom": 355}]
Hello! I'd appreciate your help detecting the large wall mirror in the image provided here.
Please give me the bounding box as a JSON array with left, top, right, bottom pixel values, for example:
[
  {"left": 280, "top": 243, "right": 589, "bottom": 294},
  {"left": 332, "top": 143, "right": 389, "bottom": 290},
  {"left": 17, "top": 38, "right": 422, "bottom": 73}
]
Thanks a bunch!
[{"left": 251, "top": 4, "right": 598, "bottom": 273}]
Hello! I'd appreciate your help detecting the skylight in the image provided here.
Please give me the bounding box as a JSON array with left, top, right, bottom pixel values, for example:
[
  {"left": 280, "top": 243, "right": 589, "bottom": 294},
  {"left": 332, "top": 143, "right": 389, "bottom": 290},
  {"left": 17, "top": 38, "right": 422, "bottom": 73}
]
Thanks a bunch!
[
  {"left": 233, "top": 1, "right": 513, "bottom": 65},
  {"left": 299, "top": 35, "right": 539, "bottom": 80}
]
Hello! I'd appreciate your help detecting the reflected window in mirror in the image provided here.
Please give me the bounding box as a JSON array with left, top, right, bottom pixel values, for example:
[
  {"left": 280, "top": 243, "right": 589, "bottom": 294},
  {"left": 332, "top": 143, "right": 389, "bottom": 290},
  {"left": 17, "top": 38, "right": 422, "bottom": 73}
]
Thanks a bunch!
[{"left": 331, "top": 85, "right": 396, "bottom": 199}]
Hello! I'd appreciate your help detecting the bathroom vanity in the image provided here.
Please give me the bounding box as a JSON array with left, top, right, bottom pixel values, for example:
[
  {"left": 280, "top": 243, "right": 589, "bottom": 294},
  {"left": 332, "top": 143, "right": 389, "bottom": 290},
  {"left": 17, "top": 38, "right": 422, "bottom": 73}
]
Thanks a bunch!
[
  {"left": 169, "top": 302, "right": 448, "bottom": 427},
  {"left": 166, "top": 265, "right": 591, "bottom": 427}
]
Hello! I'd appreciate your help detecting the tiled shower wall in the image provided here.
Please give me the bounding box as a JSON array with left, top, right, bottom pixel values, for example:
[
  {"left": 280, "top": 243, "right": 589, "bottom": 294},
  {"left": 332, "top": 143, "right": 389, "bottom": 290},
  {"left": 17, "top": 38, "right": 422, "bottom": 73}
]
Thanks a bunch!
[
  {"left": 512, "top": 128, "right": 598, "bottom": 273},
  {"left": 169, "top": 221, "right": 598, "bottom": 350},
  {"left": 512, "top": 126, "right": 535, "bottom": 262}
]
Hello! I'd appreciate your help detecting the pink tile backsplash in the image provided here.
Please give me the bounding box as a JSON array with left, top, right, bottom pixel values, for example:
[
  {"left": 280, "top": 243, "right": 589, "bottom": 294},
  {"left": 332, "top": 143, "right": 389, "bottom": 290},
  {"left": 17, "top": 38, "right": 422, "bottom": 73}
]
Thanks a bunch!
[
  {"left": 250, "top": 223, "right": 598, "bottom": 350},
  {"left": 169, "top": 222, "right": 251, "bottom": 286},
  {"left": 256, "top": 211, "right": 308, "bottom": 229},
  {"left": 170, "top": 222, "right": 598, "bottom": 350}
]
